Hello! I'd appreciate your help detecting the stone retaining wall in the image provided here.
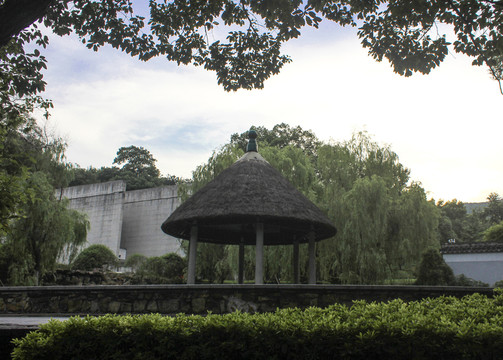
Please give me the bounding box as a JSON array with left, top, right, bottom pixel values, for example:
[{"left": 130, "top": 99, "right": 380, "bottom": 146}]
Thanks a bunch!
[{"left": 0, "top": 285, "right": 494, "bottom": 316}]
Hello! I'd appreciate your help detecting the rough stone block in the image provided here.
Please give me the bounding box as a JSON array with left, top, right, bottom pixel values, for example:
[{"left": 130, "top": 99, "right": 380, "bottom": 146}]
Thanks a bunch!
[
  {"left": 108, "top": 301, "right": 121, "bottom": 313},
  {"left": 146, "top": 300, "right": 158, "bottom": 312},
  {"left": 158, "top": 299, "right": 180, "bottom": 314},
  {"left": 133, "top": 300, "right": 147, "bottom": 312},
  {"left": 121, "top": 302, "right": 132, "bottom": 313},
  {"left": 191, "top": 297, "right": 206, "bottom": 313},
  {"left": 225, "top": 296, "right": 258, "bottom": 313},
  {"left": 68, "top": 299, "right": 83, "bottom": 313}
]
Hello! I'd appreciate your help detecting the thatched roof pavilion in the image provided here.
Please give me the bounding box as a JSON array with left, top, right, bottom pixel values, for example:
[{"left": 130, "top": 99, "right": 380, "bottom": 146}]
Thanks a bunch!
[{"left": 162, "top": 130, "right": 336, "bottom": 284}]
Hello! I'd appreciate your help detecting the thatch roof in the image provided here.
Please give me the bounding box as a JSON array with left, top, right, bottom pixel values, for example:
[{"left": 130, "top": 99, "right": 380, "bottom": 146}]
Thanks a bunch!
[{"left": 162, "top": 150, "right": 336, "bottom": 245}]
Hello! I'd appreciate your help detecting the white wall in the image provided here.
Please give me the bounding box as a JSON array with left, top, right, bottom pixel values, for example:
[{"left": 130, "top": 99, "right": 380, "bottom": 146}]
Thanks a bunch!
[
  {"left": 59, "top": 181, "right": 182, "bottom": 260},
  {"left": 59, "top": 181, "right": 126, "bottom": 255},
  {"left": 443, "top": 252, "right": 503, "bottom": 286},
  {"left": 120, "top": 186, "right": 181, "bottom": 258}
]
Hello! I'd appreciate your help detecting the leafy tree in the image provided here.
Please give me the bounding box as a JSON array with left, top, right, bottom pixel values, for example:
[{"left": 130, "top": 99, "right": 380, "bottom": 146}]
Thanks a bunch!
[
  {"left": 3, "top": 171, "right": 89, "bottom": 285},
  {"left": 179, "top": 143, "right": 244, "bottom": 202},
  {"left": 317, "top": 131, "right": 410, "bottom": 194},
  {"left": 483, "top": 221, "right": 503, "bottom": 243},
  {"left": 113, "top": 145, "right": 160, "bottom": 190},
  {"left": 71, "top": 244, "right": 118, "bottom": 271},
  {"left": 0, "top": 114, "right": 90, "bottom": 285},
  {"left": 134, "top": 253, "right": 186, "bottom": 284},
  {"left": 329, "top": 176, "right": 391, "bottom": 284},
  {"left": 1, "top": 0, "right": 502, "bottom": 92},
  {"left": 415, "top": 248, "right": 455, "bottom": 286},
  {"left": 317, "top": 131, "right": 437, "bottom": 284},
  {"left": 113, "top": 145, "right": 160, "bottom": 178},
  {"left": 437, "top": 199, "right": 469, "bottom": 243},
  {"left": 484, "top": 193, "right": 503, "bottom": 225},
  {"left": 68, "top": 146, "right": 184, "bottom": 190},
  {"left": 436, "top": 195, "right": 501, "bottom": 244},
  {"left": 179, "top": 134, "right": 321, "bottom": 284},
  {"left": 386, "top": 183, "right": 439, "bottom": 273},
  {"left": 124, "top": 253, "right": 147, "bottom": 272},
  {"left": 453, "top": 273, "right": 489, "bottom": 287},
  {"left": 230, "top": 123, "right": 321, "bottom": 159},
  {"left": 261, "top": 145, "right": 321, "bottom": 202},
  {"left": 463, "top": 209, "right": 489, "bottom": 243},
  {"left": 182, "top": 125, "right": 439, "bottom": 284}
]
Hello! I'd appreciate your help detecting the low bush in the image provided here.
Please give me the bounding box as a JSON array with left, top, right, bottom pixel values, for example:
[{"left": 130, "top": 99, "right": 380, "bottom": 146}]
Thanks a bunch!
[
  {"left": 12, "top": 291, "right": 503, "bottom": 359},
  {"left": 415, "top": 248, "right": 455, "bottom": 285},
  {"left": 123, "top": 253, "right": 147, "bottom": 272},
  {"left": 132, "top": 253, "right": 186, "bottom": 284},
  {"left": 454, "top": 274, "right": 489, "bottom": 287},
  {"left": 71, "top": 245, "right": 118, "bottom": 271}
]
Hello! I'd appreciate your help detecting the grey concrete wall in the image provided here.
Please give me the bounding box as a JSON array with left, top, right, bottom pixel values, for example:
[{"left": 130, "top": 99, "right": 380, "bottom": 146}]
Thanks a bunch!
[
  {"left": 58, "top": 181, "right": 182, "bottom": 260},
  {"left": 121, "top": 186, "right": 181, "bottom": 258},
  {"left": 58, "top": 181, "right": 126, "bottom": 256},
  {"left": 444, "top": 252, "right": 503, "bottom": 286}
]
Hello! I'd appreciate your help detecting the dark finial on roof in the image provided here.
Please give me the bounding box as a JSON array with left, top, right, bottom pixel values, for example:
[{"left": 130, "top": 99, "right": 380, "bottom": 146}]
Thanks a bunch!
[{"left": 246, "top": 129, "right": 258, "bottom": 152}]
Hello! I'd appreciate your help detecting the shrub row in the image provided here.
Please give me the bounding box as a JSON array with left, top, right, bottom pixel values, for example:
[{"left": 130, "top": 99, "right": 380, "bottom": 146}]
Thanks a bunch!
[{"left": 12, "top": 291, "right": 503, "bottom": 359}]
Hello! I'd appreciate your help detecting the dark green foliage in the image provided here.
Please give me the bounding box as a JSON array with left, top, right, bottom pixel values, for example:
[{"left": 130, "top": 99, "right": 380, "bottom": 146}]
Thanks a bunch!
[
  {"left": 230, "top": 123, "right": 321, "bottom": 158},
  {"left": 2, "top": 0, "right": 503, "bottom": 93},
  {"left": 454, "top": 274, "right": 489, "bottom": 287},
  {"left": 3, "top": 171, "right": 89, "bottom": 285},
  {"left": 12, "top": 292, "right": 503, "bottom": 360},
  {"left": 484, "top": 193, "right": 503, "bottom": 225},
  {"left": 437, "top": 194, "right": 503, "bottom": 244},
  {"left": 483, "top": 221, "right": 503, "bottom": 243},
  {"left": 68, "top": 147, "right": 184, "bottom": 190},
  {"left": 415, "top": 249, "right": 455, "bottom": 286},
  {"left": 133, "top": 253, "right": 186, "bottom": 284},
  {"left": 123, "top": 253, "right": 147, "bottom": 272},
  {"left": 185, "top": 127, "right": 441, "bottom": 285},
  {"left": 71, "top": 244, "right": 118, "bottom": 271}
]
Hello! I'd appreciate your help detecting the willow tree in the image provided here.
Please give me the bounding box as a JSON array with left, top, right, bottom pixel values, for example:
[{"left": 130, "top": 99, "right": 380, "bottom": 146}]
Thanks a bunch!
[
  {"left": 253, "top": 145, "right": 319, "bottom": 283},
  {"left": 386, "top": 183, "right": 439, "bottom": 274},
  {"left": 3, "top": 172, "right": 88, "bottom": 285},
  {"left": 179, "top": 137, "right": 319, "bottom": 283},
  {"left": 0, "top": 119, "right": 89, "bottom": 285},
  {"left": 181, "top": 125, "right": 439, "bottom": 284},
  {"left": 177, "top": 143, "right": 243, "bottom": 283},
  {"left": 317, "top": 131, "right": 439, "bottom": 284}
]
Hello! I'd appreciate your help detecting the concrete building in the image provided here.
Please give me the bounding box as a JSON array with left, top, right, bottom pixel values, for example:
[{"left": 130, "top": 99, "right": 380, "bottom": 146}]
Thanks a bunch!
[
  {"left": 57, "top": 181, "right": 181, "bottom": 260},
  {"left": 441, "top": 242, "right": 503, "bottom": 286}
]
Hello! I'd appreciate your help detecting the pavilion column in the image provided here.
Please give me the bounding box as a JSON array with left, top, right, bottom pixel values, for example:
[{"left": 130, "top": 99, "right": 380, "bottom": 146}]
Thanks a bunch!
[
  {"left": 187, "top": 224, "right": 198, "bottom": 285},
  {"left": 238, "top": 237, "right": 245, "bottom": 284},
  {"left": 293, "top": 236, "right": 300, "bottom": 284},
  {"left": 308, "top": 230, "right": 316, "bottom": 285},
  {"left": 255, "top": 222, "right": 264, "bottom": 284}
]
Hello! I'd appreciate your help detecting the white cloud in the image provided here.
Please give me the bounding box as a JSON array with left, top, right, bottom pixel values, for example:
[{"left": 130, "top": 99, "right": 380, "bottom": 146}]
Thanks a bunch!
[{"left": 37, "top": 23, "right": 502, "bottom": 202}]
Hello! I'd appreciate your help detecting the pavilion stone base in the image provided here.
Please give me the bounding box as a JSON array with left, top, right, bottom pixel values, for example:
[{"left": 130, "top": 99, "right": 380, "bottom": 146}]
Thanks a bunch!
[{"left": 0, "top": 285, "right": 493, "bottom": 316}]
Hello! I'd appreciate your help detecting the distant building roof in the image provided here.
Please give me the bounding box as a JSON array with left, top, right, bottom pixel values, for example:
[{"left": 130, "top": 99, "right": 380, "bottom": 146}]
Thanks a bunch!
[{"left": 441, "top": 242, "right": 503, "bottom": 254}]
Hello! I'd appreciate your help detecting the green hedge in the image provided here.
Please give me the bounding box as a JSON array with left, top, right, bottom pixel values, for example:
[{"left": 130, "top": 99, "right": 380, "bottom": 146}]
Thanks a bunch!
[{"left": 12, "top": 291, "right": 503, "bottom": 359}]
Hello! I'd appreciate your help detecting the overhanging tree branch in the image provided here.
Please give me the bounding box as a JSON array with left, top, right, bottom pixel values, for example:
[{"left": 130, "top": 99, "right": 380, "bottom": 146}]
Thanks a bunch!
[
  {"left": 447, "top": 0, "right": 503, "bottom": 95},
  {"left": 0, "top": 0, "right": 55, "bottom": 48}
]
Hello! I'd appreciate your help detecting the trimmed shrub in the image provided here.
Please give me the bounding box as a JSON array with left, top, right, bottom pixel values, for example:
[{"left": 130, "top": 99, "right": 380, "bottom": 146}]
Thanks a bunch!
[
  {"left": 71, "top": 245, "right": 118, "bottom": 271},
  {"left": 454, "top": 274, "right": 489, "bottom": 287},
  {"left": 12, "top": 291, "right": 503, "bottom": 359},
  {"left": 133, "top": 253, "right": 186, "bottom": 284},
  {"left": 123, "top": 253, "right": 147, "bottom": 272},
  {"left": 415, "top": 248, "right": 455, "bottom": 285}
]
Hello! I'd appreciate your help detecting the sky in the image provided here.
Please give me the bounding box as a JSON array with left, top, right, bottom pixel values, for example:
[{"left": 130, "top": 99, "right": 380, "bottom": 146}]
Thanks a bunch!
[{"left": 34, "top": 8, "right": 502, "bottom": 204}]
